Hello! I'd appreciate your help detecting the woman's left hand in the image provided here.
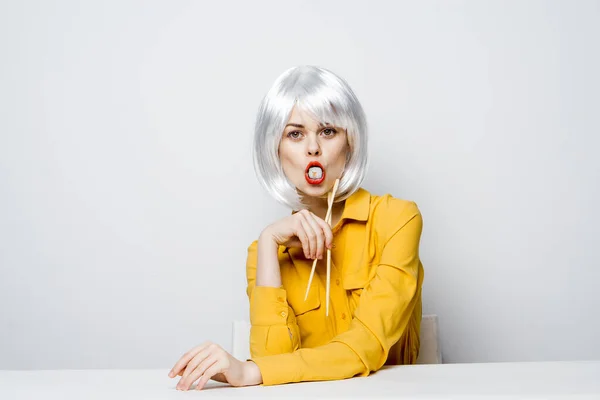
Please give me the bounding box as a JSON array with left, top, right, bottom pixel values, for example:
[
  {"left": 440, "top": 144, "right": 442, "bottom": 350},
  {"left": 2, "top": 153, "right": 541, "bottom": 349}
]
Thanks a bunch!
[{"left": 168, "top": 341, "right": 262, "bottom": 391}]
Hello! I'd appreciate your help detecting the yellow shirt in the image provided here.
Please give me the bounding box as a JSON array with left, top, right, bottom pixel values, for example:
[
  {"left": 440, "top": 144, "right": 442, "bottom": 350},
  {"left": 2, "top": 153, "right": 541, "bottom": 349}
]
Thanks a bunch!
[{"left": 245, "top": 187, "right": 424, "bottom": 386}]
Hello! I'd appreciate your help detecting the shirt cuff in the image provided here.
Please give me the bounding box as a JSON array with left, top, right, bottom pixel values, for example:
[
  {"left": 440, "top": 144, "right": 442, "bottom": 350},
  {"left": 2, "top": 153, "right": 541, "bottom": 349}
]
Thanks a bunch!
[
  {"left": 251, "top": 352, "right": 300, "bottom": 386},
  {"left": 250, "top": 286, "right": 290, "bottom": 326}
]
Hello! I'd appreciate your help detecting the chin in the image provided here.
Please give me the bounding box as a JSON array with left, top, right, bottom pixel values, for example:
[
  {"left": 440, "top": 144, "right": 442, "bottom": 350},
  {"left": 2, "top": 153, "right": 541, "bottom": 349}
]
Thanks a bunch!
[{"left": 299, "top": 182, "right": 328, "bottom": 197}]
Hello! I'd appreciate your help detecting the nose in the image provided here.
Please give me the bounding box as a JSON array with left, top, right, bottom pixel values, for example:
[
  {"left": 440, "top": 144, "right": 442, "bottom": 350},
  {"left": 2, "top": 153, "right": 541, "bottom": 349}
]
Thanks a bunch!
[{"left": 306, "top": 136, "right": 321, "bottom": 156}]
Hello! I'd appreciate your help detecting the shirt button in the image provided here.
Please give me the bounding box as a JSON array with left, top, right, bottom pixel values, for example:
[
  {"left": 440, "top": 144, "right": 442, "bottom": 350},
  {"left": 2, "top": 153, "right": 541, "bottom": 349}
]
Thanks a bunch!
[
  {"left": 277, "top": 296, "right": 284, "bottom": 302},
  {"left": 336, "top": 278, "right": 340, "bottom": 286},
  {"left": 342, "top": 313, "right": 347, "bottom": 320},
  {"left": 280, "top": 311, "right": 287, "bottom": 318}
]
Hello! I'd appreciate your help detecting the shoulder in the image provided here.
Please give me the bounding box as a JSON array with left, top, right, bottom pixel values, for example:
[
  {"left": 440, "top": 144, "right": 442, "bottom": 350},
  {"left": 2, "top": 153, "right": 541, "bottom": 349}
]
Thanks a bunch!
[
  {"left": 247, "top": 239, "right": 259, "bottom": 253},
  {"left": 365, "top": 189, "right": 422, "bottom": 236},
  {"left": 245, "top": 240, "right": 259, "bottom": 268}
]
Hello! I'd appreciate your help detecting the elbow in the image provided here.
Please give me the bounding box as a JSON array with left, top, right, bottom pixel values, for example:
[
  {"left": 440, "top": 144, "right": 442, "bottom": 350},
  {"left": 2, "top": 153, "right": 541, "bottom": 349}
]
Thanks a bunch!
[{"left": 250, "top": 325, "right": 299, "bottom": 358}]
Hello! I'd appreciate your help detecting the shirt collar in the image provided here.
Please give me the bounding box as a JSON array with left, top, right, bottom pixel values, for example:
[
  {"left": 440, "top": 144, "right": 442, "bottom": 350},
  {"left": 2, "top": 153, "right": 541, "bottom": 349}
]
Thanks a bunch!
[
  {"left": 282, "top": 187, "right": 370, "bottom": 254},
  {"left": 340, "top": 187, "right": 370, "bottom": 222}
]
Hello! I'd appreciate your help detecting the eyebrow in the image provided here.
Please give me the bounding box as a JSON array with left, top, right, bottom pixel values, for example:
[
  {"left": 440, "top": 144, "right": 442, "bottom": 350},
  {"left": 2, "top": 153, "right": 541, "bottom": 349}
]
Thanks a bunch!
[{"left": 285, "top": 122, "right": 332, "bottom": 129}]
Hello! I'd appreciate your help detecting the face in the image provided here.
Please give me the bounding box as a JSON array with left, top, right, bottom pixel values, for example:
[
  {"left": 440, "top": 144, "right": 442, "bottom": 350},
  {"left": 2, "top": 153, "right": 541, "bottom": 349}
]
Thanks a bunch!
[{"left": 279, "top": 105, "right": 349, "bottom": 199}]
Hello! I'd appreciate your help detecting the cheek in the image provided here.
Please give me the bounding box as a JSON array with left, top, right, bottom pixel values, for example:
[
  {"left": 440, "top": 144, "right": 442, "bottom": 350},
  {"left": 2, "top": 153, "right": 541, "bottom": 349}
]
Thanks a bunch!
[
  {"left": 279, "top": 147, "right": 299, "bottom": 175},
  {"left": 333, "top": 144, "right": 349, "bottom": 167},
  {"left": 280, "top": 143, "right": 302, "bottom": 162},
  {"left": 278, "top": 144, "right": 289, "bottom": 164}
]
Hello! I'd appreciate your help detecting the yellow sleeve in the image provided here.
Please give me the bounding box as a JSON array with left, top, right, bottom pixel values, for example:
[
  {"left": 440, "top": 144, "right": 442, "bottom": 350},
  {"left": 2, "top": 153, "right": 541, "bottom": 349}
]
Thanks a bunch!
[
  {"left": 245, "top": 241, "right": 301, "bottom": 358},
  {"left": 250, "top": 205, "right": 423, "bottom": 386}
]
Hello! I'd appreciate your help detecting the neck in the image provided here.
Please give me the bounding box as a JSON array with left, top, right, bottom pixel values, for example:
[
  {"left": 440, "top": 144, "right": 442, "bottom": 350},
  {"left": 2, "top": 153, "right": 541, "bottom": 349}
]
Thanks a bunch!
[{"left": 300, "top": 195, "right": 345, "bottom": 227}]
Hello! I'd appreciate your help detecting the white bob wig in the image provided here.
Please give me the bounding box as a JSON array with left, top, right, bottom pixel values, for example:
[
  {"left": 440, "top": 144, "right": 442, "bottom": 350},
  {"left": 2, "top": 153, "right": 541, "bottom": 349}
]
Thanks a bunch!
[{"left": 252, "top": 65, "right": 369, "bottom": 211}]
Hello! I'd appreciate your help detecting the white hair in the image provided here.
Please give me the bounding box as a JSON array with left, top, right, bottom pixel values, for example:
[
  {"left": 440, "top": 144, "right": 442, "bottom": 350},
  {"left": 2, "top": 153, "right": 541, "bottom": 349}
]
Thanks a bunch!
[{"left": 252, "top": 65, "right": 369, "bottom": 211}]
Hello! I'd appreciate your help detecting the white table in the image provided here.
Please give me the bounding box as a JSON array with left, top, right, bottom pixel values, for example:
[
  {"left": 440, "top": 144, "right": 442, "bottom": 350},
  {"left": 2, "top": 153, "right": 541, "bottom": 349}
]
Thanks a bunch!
[{"left": 1, "top": 361, "right": 598, "bottom": 399}]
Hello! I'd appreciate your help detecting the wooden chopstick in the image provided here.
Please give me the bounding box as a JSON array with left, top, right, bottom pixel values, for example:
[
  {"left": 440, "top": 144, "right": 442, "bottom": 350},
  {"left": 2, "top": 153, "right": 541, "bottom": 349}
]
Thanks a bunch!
[
  {"left": 325, "top": 179, "right": 339, "bottom": 316},
  {"left": 304, "top": 179, "right": 340, "bottom": 316},
  {"left": 304, "top": 259, "right": 319, "bottom": 301}
]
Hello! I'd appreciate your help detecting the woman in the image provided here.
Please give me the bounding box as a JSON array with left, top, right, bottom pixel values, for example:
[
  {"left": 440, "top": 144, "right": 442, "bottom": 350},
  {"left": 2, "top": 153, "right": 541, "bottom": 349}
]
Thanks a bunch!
[{"left": 168, "top": 65, "right": 424, "bottom": 391}]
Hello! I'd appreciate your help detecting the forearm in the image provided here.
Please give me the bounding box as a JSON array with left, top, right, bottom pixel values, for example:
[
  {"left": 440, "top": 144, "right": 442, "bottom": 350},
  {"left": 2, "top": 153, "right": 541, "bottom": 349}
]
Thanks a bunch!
[
  {"left": 251, "top": 340, "right": 365, "bottom": 386},
  {"left": 255, "top": 230, "right": 282, "bottom": 287},
  {"left": 248, "top": 231, "right": 300, "bottom": 357}
]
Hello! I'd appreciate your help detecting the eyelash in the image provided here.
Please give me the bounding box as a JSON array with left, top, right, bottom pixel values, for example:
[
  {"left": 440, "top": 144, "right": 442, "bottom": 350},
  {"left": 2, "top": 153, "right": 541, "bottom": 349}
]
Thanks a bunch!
[{"left": 287, "top": 128, "right": 338, "bottom": 140}]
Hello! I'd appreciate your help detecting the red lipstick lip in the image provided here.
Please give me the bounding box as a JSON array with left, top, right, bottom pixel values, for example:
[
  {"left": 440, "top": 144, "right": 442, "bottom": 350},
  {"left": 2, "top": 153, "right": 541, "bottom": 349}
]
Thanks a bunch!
[{"left": 305, "top": 161, "right": 326, "bottom": 185}]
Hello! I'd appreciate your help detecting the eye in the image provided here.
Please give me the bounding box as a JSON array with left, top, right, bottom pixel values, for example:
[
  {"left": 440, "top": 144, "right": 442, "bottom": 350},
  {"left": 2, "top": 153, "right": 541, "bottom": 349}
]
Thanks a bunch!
[
  {"left": 322, "top": 128, "right": 337, "bottom": 136},
  {"left": 287, "top": 131, "right": 302, "bottom": 139}
]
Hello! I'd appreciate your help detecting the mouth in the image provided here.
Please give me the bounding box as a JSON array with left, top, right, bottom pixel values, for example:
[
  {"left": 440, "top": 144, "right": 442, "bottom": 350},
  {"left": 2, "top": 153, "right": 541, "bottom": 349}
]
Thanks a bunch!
[{"left": 305, "top": 161, "right": 326, "bottom": 185}]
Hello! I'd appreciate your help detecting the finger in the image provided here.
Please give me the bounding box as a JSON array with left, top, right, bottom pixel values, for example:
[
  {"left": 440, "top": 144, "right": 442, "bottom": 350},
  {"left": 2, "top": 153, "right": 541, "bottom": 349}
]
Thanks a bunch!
[
  {"left": 196, "top": 360, "right": 223, "bottom": 391},
  {"left": 312, "top": 213, "right": 333, "bottom": 250},
  {"left": 179, "top": 354, "right": 218, "bottom": 391},
  {"left": 181, "top": 344, "right": 216, "bottom": 381},
  {"left": 169, "top": 342, "right": 211, "bottom": 378},
  {"left": 293, "top": 214, "right": 311, "bottom": 258},
  {"left": 302, "top": 210, "right": 321, "bottom": 259},
  {"left": 305, "top": 212, "right": 326, "bottom": 259},
  {"left": 170, "top": 344, "right": 206, "bottom": 378},
  {"left": 298, "top": 211, "right": 317, "bottom": 259},
  {"left": 210, "top": 372, "right": 227, "bottom": 383}
]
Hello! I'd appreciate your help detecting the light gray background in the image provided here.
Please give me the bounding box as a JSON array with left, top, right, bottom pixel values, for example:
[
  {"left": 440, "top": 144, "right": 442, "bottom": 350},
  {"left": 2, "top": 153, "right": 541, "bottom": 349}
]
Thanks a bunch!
[{"left": 1, "top": 0, "right": 599, "bottom": 370}]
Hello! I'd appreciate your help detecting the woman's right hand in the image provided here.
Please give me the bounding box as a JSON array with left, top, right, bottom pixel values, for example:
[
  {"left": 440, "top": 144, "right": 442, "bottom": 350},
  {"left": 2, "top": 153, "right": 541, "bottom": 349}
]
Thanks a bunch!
[{"left": 260, "top": 209, "right": 333, "bottom": 260}]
